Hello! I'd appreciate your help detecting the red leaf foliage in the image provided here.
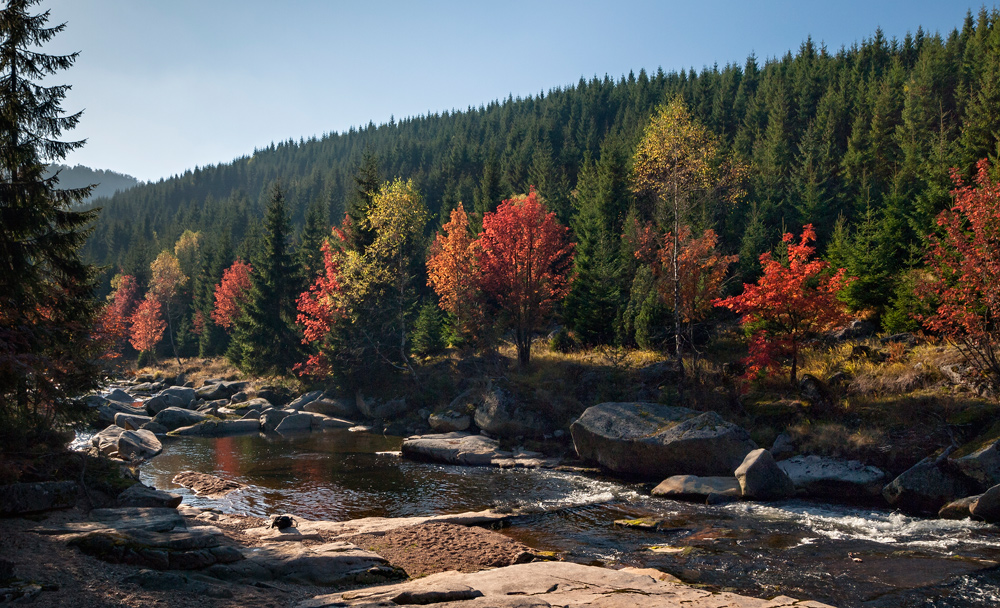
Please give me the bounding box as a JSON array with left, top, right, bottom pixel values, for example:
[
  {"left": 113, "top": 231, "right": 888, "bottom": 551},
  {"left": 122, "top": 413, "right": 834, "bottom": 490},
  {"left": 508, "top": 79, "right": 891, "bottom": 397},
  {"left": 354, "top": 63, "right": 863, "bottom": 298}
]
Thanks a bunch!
[
  {"left": 211, "top": 260, "right": 252, "bottom": 331},
  {"left": 130, "top": 296, "right": 166, "bottom": 354},
  {"left": 94, "top": 274, "right": 140, "bottom": 359},
  {"left": 713, "top": 224, "right": 853, "bottom": 382},
  {"left": 295, "top": 237, "right": 344, "bottom": 377},
  {"left": 426, "top": 202, "right": 481, "bottom": 340}
]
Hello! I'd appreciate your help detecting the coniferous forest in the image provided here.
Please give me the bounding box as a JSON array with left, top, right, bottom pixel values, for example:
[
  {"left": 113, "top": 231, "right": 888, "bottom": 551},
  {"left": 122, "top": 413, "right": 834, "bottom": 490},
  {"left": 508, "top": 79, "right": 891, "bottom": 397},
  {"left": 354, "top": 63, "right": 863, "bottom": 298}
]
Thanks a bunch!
[{"left": 83, "top": 8, "right": 1000, "bottom": 381}]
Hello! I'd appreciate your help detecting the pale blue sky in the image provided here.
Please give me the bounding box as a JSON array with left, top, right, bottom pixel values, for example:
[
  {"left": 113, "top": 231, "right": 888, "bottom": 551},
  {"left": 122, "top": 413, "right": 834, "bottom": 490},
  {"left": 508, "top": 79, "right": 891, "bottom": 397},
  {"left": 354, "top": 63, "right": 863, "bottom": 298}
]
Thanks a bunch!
[{"left": 41, "top": 0, "right": 978, "bottom": 182}]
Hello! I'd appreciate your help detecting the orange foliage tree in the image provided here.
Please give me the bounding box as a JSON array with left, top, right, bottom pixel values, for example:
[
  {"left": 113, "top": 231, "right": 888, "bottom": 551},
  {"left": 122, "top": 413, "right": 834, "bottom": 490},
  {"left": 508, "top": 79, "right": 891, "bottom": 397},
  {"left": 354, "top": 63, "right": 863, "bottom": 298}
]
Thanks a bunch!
[
  {"left": 211, "top": 259, "right": 253, "bottom": 331},
  {"left": 426, "top": 202, "right": 481, "bottom": 342},
  {"left": 916, "top": 160, "right": 1000, "bottom": 389},
  {"left": 130, "top": 296, "right": 166, "bottom": 360},
  {"left": 478, "top": 189, "right": 574, "bottom": 365},
  {"left": 713, "top": 224, "right": 853, "bottom": 383},
  {"left": 295, "top": 238, "right": 344, "bottom": 377},
  {"left": 95, "top": 273, "right": 140, "bottom": 359}
]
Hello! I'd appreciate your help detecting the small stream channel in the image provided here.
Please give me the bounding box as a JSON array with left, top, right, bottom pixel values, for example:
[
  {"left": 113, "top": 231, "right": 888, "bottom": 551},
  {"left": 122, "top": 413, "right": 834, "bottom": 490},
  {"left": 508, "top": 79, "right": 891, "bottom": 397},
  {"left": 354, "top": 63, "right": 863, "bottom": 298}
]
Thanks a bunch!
[{"left": 108, "top": 428, "right": 1000, "bottom": 607}]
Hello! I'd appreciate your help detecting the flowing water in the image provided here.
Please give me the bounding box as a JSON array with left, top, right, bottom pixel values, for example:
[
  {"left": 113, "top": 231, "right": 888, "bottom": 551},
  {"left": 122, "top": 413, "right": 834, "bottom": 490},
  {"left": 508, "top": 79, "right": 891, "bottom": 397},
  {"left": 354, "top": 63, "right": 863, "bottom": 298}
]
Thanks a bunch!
[{"left": 116, "top": 429, "right": 1000, "bottom": 607}]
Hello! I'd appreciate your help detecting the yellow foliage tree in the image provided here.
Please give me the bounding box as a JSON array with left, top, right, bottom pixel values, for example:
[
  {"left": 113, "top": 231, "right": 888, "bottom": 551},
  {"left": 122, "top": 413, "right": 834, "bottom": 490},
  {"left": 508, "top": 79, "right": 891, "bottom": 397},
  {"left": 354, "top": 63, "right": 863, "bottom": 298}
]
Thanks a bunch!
[{"left": 150, "top": 250, "right": 188, "bottom": 364}]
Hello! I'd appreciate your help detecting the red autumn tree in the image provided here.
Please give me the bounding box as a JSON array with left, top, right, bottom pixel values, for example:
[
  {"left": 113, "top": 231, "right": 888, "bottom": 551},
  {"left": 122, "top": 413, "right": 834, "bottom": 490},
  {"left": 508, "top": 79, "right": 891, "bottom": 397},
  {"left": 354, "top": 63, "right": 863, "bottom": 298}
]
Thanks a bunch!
[
  {"left": 295, "top": 238, "right": 344, "bottom": 377},
  {"left": 211, "top": 259, "right": 253, "bottom": 331},
  {"left": 426, "top": 202, "right": 481, "bottom": 342},
  {"left": 95, "top": 273, "right": 140, "bottom": 359},
  {"left": 713, "top": 224, "right": 853, "bottom": 383},
  {"left": 916, "top": 159, "right": 1000, "bottom": 389},
  {"left": 130, "top": 296, "right": 166, "bottom": 359},
  {"left": 478, "top": 188, "right": 574, "bottom": 365}
]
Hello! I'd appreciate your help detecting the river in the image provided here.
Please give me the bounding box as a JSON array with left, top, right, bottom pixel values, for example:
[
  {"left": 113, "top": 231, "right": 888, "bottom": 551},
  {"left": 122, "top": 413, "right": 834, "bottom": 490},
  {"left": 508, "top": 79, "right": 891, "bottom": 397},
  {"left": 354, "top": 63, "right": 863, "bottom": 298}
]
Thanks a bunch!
[{"left": 113, "top": 428, "right": 1000, "bottom": 607}]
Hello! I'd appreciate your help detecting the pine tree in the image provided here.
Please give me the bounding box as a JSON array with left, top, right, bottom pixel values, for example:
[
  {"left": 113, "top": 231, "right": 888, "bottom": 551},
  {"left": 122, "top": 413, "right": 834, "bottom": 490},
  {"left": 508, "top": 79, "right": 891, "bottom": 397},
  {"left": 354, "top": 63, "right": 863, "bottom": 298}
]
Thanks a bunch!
[
  {"left": 346, "top": 150, "right": 381, "bottom": 252},
  {"left": 227, "top": 183, "right": 300, "bottom": 374},
  {"left": 297, "top": 197, "right": 328, "bottom": 288},
  {"left": 0, "top": 0, "right": 100, "bottom": 443}
]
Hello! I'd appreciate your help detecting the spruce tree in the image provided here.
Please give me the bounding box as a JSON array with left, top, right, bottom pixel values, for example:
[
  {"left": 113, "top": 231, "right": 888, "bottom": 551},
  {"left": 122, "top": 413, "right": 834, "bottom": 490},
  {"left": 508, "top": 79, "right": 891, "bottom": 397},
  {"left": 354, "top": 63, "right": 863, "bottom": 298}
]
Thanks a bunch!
[
  {"left": 0, "top": 0, "right": 99, "bottom": 443},
  {"left": 227, "top": 183, "right": 300, "bottom": 374}
]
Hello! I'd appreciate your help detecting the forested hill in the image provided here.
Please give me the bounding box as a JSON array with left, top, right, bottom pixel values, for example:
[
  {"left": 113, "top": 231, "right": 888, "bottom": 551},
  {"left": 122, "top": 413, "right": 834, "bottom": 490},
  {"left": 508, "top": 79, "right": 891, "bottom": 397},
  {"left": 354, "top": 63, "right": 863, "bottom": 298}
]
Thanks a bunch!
[
  {"left": 85, "top": 9, "right": 999, "bottom": 325},
  {"left": 47, "top": 164, "right": 140, "bottom": 202}
]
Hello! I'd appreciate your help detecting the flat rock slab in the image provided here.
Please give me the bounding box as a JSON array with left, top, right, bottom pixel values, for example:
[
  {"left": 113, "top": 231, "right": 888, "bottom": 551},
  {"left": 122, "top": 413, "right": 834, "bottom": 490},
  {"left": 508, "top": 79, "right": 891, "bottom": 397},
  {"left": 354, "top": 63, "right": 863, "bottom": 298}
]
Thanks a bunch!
[
  {"left": 69, "top": 528, "right": 242, "bottom": 570},
  {"left": 401, "top": 432, "right": 560, "bottom": 468},
  {"left": 0, "top": 480, "right": 77, "bottom": 516},
  {"left": 211, "top": 541, "right": 402, "bottom": 587},
  {"left": 170, "top": 418, "right": 261, "bottom": 437},
  {"left": 298, "top": 561, "right": 834, "bottom": 607},
  {"left": 778, "top": 455, "right": 887, "bottom": 500},
  {"left": 172, "top": 471, "right": 245, "bottom": 497},
  {"left": 245, "top": 510, "right": 509, "bottom": 540},
  {"left": 33, "top": 507, "right": 186, "bottom": 535},
  {"left": 652, "top": 475, "right": 741, "bottom": 501}
]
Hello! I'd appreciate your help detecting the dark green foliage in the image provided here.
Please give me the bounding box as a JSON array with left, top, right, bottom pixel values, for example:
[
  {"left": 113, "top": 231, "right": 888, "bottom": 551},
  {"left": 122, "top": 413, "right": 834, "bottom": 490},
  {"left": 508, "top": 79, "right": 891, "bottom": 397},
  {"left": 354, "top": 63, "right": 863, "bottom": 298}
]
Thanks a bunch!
[
  {"left": 297, "top": 197, "right": 328, "bottom": 288},
  {"left": 227, "top": 184, "right": 301, "bottom": 374},
  {"left": 410, "top": 299, "right": 445, "bottom": 357},
  {"left": 0, "top": 0, "right": 101, "bottom": 448}
]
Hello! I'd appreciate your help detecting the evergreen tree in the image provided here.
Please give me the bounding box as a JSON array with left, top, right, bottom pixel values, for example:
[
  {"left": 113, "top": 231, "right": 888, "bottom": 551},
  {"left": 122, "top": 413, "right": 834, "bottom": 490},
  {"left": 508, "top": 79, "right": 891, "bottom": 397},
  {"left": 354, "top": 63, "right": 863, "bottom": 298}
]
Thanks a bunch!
[
  {"left": 346, "top": 150, "right": 381, "bottom": 252},
  {"left": 297, "top": 197, "right": 328, "bottom": 288},
  {"left": 227, "top": 183, "right": 300, "bottom": 374},
  {"left": 0, "top": 0, "right": 100, "bottom": 444}
]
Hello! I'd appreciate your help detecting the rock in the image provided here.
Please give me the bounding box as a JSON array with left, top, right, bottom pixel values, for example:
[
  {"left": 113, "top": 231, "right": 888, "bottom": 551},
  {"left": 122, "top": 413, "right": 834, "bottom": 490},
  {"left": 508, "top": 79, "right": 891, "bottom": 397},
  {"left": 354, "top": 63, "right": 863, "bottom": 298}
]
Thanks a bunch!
[
  {"left": 402, "top": 432, "right": 507, "bottom": 466},
  {"left": 0, "top": 480, "right": 77, "bottom": 516},
  {"left": 770, "top": 432, "right": 795, "bottom": 460},
  {"left": 97, "top": 400, "right": 146, "bottom": 426},
  {"left": 140, "top": 421, "right": 168, "bottom": 435},
  {"left": 882, "top": 460, "right": 977, "bottom": 514},
  {"left": 304, "top": 396, "right": 358, "bottom": 418},
  {"left": 116, "top": 429, "right": 163, "bottom": 461},
  {"left": 358, "top": 394, "right": 408, "bottom": 420},
  {"left": 274, "top": 413, "right": 313, "bottom": 433},
  {"left": 257, "top": 386, "right": 292, "bottom": 406},
  {"left": 261, "top": 408, "right": 293, "bottom": 432},
  {"left": 638, "top": 360, "right": 682, "bottom": 385},
  {"left": 143, "top": 393, "right": 190, "bottom": 415},
  {"left": 215, "top": 541, "right": 399, "bottom": 587},
  {"left": 799, "top": 374, "right": 829, "bottom": 404},
  {"left": 970, "top": 484, "right": 1000, "bottom": 522},
  {"left": 92, "top": 424, "right": 126, "bottom": 455},
  {"left": 172, "top": 472, "right": 245, "bottom": 497},
  {"left": 735, "top": 449, "right": 795, "bottom": 500},
  {"left": 152, "top": 407, "right": 213, "bottom": 431},
  {"left": 196, "top": 383, "right": 229, "bottom": 401},
  {"left": 474, "top": 386, "right": 548, "bottom": 438},
  {"left": 778, "top": 455, "right": 887, "bottom": 500},
  {"left": 241, "top": 409, "right": 262, "bottom": 420},
  {"left": 297, "top": 560, "right": 834, "bottom": 608},
  {"left": 287, "top": 390, "right": 324, "bottom": 411},
  {"left": 954, "top": 439, "right": 1000, "bottom": 490},
  {"left": 570, "top": 402, "right": 757, "bottom": 479},
  {"left": 249, "top": 511, "right": 510, "bottom": 541},
  {"left": 114, "top": 411, "right": 153, "bottom": 430},
  {"left": 105, "top": 388, "right": 135, "bottom": 404},
  {"left": 170, "top": 419, "right": 261, "bottom": 437},
  {"left": 158, "top": 387, "right": 197, "bottom": 407},
  {"left": 651, "top": 475, "right": 741, "bottom": 502},
  {"left": 241, "top": 397, "right": 272, "bottom": 412},
  {"left": 939, "top": 495, "right": 980, "bottom": 519},
  {"left": 317, "top": 416, "right": 355, "bottom": 429},
  {"left": 429, "top": 410, "right": 471, "bottom": 432},
  {"left": 118, "top": 483, "right": 182, "bottom": 509},
  {"left": 122, "top": 569, "right": 233, "bottom": 597},
  {"left": 230, "top": 391, "right": 248, "bottom": 404},
  {"left": 70, "top": 528, "right": 241, "bottom": 571},
  {"left": 831, "top": 319, "right": 876, "bottom": 341},
  {"left": 131, "top": 382, "right": 156, "bottom": 393}
]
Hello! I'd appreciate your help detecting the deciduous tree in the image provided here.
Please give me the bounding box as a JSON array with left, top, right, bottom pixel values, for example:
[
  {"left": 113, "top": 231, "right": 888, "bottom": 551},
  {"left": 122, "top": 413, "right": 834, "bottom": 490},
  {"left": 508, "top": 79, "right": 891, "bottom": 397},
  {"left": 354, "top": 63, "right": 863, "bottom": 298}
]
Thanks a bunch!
[
  {"left": 295, "top": 238, "right": 343, "bottom": 378},
  {"left": 149, "top": 251, "right": 187, "bottom": 364},
  {"left": 427, "top": 202, "right": 481, "bottom": 342},
  {"left": 130, "top": 296, "right": 166, "bottom": 360},
  {"left": 95, "top": 273, "right": 140, "bottom": 359},
  {"left": 478, "top": 188, "right": 574, "bottom": 365},
  {"left": 211, "top": 260, "right": 252, "bottom": 331},
  {"left": 714, "top": 224, "right": 852, "bottom": 383}
]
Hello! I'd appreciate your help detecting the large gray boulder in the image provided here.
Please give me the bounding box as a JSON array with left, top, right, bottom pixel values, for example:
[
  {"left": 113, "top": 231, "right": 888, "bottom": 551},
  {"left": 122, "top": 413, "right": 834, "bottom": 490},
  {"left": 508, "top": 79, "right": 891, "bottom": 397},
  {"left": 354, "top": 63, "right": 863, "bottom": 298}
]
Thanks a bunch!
[
  {"left": 939, "top": 495, "right": 980, "bottom": 519},
  {"left": 570, "top": 402, "right": 757, "bottom": 479},
  {"left": 114, "top": 411, "right": 152, "bottom": 430},
  {"left": 287, "top": 390, "right": 324, "bottom": 411},
  {"left": 955, "top": 439, "right": 1000, "bottom": 490},
  {"left": 274, "top": 413, "right": 313, "bottom": 433},
  {"left": 105, "top": 388, "right": 135, "bottom": 404},
  {"left": 261, "top": 408, "right": 293, "bottom": 432},
  {"left": 151, "top": 407, "right": 213, "bottom": 432},
  {"left": 196, "top": 383, "right": 230, "bottom": 401},
  {"left": 971, "top": 484, "right": 1000, "bottom": 522},
  {"left": 144, "top": 393, "right": 189, "bottom": 415},
  {"left": 92, "top": 425, "right": 126, "bottom": 455},
  {"left": 778, "top": 455, "right": 887, "bottom": 500},
  {"left": 651, "top": 475, "right": 741, "bottom": 502},
  {"left": 882, "top": 460, "right": 978, "bottom": 514},
  {"left": 170, "top": 419, "right": 260, "bottom": 437},
  {"left": 304, "top": 396, "right": 358, "bottom": 418},
  {"left": 117, "top": 429, "right": 163, "bottom": 461},
  {"left": 474, "top": 386, "right": 548, "bottom": 439},
  {"left": 0, "top": 480, "right": 77, "bottom": 516},
  {"left": 158, "top": 387, "right": 197, "bottom": 407},
  {"left": 429, "top": 410, "right": 471, "bottom": 432},
  {"left": 734, "top": 449, "right": 795, "bottom": 500},
  {"left": 97, "top": 400, "right": 145, "bottom": 426},
  {"left": 401, "top": 432, "right": 507, "bottom": 466},
  {"left": 117, "top": 483, "right": 182, "bottom": 509},
  {"left": 357, "top": 395, "right": 408, "bottom": 420}
]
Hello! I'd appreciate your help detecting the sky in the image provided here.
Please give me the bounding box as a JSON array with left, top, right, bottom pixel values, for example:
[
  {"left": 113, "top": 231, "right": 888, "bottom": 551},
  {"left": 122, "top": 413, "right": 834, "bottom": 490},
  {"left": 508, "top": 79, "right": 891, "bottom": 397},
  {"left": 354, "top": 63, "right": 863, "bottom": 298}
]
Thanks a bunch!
[{"left": 38, "top": 0, "right": 982, "bottom": 183}]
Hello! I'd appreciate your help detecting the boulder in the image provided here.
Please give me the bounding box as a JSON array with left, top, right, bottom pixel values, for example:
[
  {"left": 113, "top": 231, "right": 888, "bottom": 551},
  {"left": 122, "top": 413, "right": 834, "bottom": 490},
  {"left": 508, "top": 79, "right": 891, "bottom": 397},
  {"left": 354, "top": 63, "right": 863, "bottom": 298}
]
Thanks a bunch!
[
  {"left": 105, "top": 388, "right": 135, "bottom": 404},
  {"left": 261, "top": 408, "right": 293, "bottom": 432},
  {"left": 831, "top": 319, "right": 877, "bottom": 341},
  {"left": 778, "top": 455, "right": 887, "bottom": 500},
  {"left": 0, "top": 480, "right": 77, "bottom": 516},
  {"left": 196, "top": 383, "right": 229, "bottom": 401},
  {"left": 69, "top": 528, "right": 241, "bottom": 571},
  {"left": 92, "top": 425, "right": 126, "bottom": 455},
  {"left": 474, "top": 387, "right": 548, "bottom": 438},
  {"left": 429, "top": 410, "right": 471, "bottom": 432},
  {"left": 970, "top": 484, "right": 1000, "bottom": 522},
  {"left": 256, "top": 386, "right": 292, "bottom": 406},
  {"left": 115, "top": 412, "right": 153, "bottom": 430},
  {"left": 158, "top": 387, "right": 197, "bottom": 408},
  {"left": 97, "top": 400, "right": 146, "bottom": 426},
  {"left": 304, "top": 396, "right": 358, "bottom": 418},
  {"left": 402, "top": 433, "right": 508, "bottom": 466},
  {"left": 954, "top": 439, "right": 1000, "bottom": 490},
  {"left": 241, "top": 397, "right": 272, "bottom": 412},
  {"left": 215, "top": 541, "right": 398, "bottom": 587},
  {"left": 144, "top": 393, "right": 189, "bottom": 415},
  {"left": 274, "top": 413, "right": 313, "bottom": 433},
  {"left": 651, "top": 475, "right": 741, "bottom": 502},
  {"left": 117, "top": 483, "right": 182, "bottom": 509},
  {"left": 152, "top": 407, "right": 213, "bottom": 431},
  {"left": 735, "top": 449, "right": 795, "bottom": 500},
  {"left": 770, "top": 432, "right": 795, "bottom": 460},
  {"left": 358, "top": 395, "right": 408, "bottom": 420},
  {"left": 117, "top": 429, "right": 163, "bottom": 461},
  {"left": 170, "top": 419, "right": 261, "bottom": 437},
  {"left": 570, "top": 402, "right": 757, "bottom": 479},
  {"left": 637, "top": 360, "right": 682, "bottom": 386},
  {"left": 173, "top": 472, "right": 245, "bottom": 497},
  {"left": 141, "top": 421, "right": 168, "bottom": 435},
  {"left": 882, "top": 460, "right": 978, "bottom": 514},
  {"left": 230, "top": 391, "right": 248, "bottom": 404},
  {"left": 241, "top": 409, "right": 262, "bottom": 420},
  {"left": 316, "top": 416, "right": 355, "bottom": 429},
  {"left": 287, "top": 390, "right": 324, "bottom": 411},
  {"left": 939, "top": 495, "right": 979, "bottom": 520},
  {"left": 799, "top": 374, "right": 829, "bottom": 404}
]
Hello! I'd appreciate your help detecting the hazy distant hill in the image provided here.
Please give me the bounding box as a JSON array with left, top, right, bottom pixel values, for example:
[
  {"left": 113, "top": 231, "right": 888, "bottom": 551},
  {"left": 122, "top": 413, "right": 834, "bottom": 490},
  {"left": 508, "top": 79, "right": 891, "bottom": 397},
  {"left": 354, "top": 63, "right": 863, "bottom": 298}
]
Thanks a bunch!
[{"left": 46, "top": 164, "right": 141, "bottom": 202}]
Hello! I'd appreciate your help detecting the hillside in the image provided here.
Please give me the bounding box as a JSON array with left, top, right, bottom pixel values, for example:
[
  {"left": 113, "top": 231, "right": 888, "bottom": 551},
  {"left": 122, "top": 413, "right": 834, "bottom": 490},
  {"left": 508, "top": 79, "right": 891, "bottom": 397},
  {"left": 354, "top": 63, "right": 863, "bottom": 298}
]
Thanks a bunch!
[{"left": 46, "top": 163, "right": 140, "bottom": 203}]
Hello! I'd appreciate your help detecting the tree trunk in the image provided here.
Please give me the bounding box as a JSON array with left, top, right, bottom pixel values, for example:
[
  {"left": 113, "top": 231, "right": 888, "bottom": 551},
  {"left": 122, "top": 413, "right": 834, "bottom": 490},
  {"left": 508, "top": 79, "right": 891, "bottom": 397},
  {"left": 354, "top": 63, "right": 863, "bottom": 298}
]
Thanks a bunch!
[{"left": 164, "top": 299, "right": 182, "bottom": 365}]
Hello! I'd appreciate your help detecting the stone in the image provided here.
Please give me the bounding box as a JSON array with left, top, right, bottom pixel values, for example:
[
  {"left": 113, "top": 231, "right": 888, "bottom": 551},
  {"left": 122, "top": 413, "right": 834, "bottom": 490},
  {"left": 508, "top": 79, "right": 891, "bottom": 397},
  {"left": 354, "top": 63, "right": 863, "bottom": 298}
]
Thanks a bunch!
[
  {"left": 474, "top": 386, "right": 548, "bottom": 438},
  {"left": 831, "top": 319, "right": 876, "bottom": 341},
  {"left": 92, "top": 425, "right": 126, "bottom": 455},
  {"left": 778, "top": 455, "right": 887, "bottom": 500},
  {"left": 122, "top": 569, "right": 233, "bottom": 597},
  {"left": 140, "top": 421, "right": 168, "bottom": 435},
  {"left": 0, "top": 480, "right": 77, "bottom": 516},
  {"left": 770, "top": 432, "right": 795, "bottom": 460},
  {"left": 242, "top": 397, "right": 272, "bottom": 411},
  {"left": 156, "top": 387, "right": 197, "bottom": 408},
  {"left": 570, "top": 402, "right": 757, "bottom": 479},
  {"left": 358, "top": 394, "right": 408, "bottom": 420},
  {"left": 172, "top": 472, "right": 245, "bottom": 497},
  {"left": 970, "top": 484, "right": 1000, "bottom": 522},
  {"left": 214, "top": 540, "right": 399, "bottom": 587},
  {"left": 402, "top": 432, "right": 508, "bottom": 466},
  {"left": 97, "top": 400, "right": 145, "bottom": 426},
  {"left": 241, "top": 409, "right": 262, "bottom": 420},
  {"left": 116, "top": 429, "right": 163, "bottom": 461},
  {"left": 170, "top": 419, "right": 261, "bottom": 437},
  {"left": 86, "top": 507, "right": 186, "bottom": 532},
  {"left": 287, "top": 390, "right": 324, "bottom": 411},
  {"left": 118, "top": 483, "right": 182, "bottom": 509},
  {"left": 248, "top": 511, "right": 510, "bottom": 540},
  {"left": 152, "top": 407, "right": 213, "bottom": 431},
  {"left": 882, "top": 460, "right": 977, "bottom": 514},
  {"left": 131, "top": 382, "right": 156, "bottom": 393},
  {"left": 304, "top": 396, "right": 358, "bottom": 418},
  {"left": 651, "top": 475, "right": 741, "bottom": 502},
  {"left": 954, "top": 438, "right": 1000, "bottom": 490},
  {"left": 70, "top": 528, "right": 241, "bottom": 571},
  {"left": 429, "top": 410, "right": 471, "bottom": 432},
  {"left": 939, "top": 495, "right": 979, "bottom": 519},
  {"left": 105, "top": 388, "right": 135, "bottom": 404},
  {"left": 196, "top": 383, "right": 229, "bottom": 401},
  {"left": 637, "top": 360, "right": 682, "bottom": 385},
  {"left": 143, "top": 393, "right": 189, "bottom": 415},
  {"left": 735, "top": 449, "right": 795, "bottom": 500},
  {"left": 114, "top": 411, "right": 153, "bottom": 430},
  {"left": 230, "top": 391, "right": 248, "bottom": 404},
  {"left": 274, "top": 413, "right": 313, "bottom": 433},
  {"left": 798, "top": 374, "right": 829, "bottom": 404},
  {"left": 261, "top": 408, "right": 293, "bottom": 432}
]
